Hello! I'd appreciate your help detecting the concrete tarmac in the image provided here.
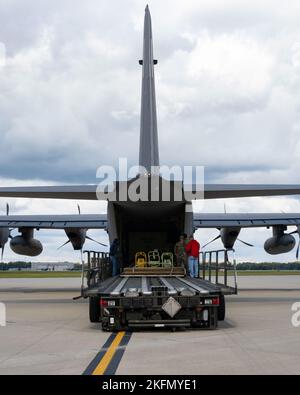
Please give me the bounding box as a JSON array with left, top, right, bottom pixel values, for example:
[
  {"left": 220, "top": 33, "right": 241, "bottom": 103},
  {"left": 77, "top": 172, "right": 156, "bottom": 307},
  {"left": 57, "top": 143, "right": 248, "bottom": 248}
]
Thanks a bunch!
[{"left": 0, "top": 277, "right": 299, "bottom": 375}]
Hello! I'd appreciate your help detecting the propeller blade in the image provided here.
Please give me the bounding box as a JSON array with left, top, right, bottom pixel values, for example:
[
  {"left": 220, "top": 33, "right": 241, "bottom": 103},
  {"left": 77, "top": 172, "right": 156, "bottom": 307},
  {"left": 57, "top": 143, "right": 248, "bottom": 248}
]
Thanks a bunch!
[
  {"left": 202, "top": 235, "right": 221, "bottom": 248},
  {"left": 77, "top": 204, "right": 81, "bottom": 215},
  {"left": 86, "top": 235, "right": 107, "bottom": 247},
  {"left": 296, "top": 239, "right": 300, "bottom": 260},
  {"left": 237, "top": 238, "right": 254, "bottom": 247},
  {"left": 6, "top": 203, "right": 9, "bottom": 216},
  {"left": 1, "top": 245, "right": 4, "bottom": 262},
  {"left": 57, "top": 240, "right": 71, "bottom": 250},
  {"left": 289, "top": 230, "right": 298, "bottom": 235}
]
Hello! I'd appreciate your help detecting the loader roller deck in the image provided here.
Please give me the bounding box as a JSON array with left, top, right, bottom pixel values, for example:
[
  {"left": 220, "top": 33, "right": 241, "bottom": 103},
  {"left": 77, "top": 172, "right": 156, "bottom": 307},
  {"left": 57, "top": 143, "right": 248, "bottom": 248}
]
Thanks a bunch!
[{"left": 84, "top": 275, "right": 236, "bottom": 298}]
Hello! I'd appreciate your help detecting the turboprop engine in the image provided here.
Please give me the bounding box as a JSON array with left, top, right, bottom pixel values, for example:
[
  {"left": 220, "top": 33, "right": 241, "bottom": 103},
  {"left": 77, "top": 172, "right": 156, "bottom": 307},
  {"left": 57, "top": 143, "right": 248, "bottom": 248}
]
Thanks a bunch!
[
  {"left": 58, "top": 228, "right": 107, "bottom": 251},
  {"left": 10, "top": 228, "right": 43, "bottom": 257},
  {"left": 0, "top": 203, "right": 11, "bottom": 260},
  {"left": 220, "top": 227, "right": 241, "bottom": 249},
  {"left": 264, "top": 226, "right": 296, "bottom": 255},
  {"left": 203, "top": 227, "right": 253, "bottom": 250},
  {"left": 63, "top": 228, "right": 87, "bottom": 250},
  {"left": 0, "top": 228, "right": 10, "bottom": 259},
  {"left": 57, "top": 205, "right": 107, "bottom": 251}
]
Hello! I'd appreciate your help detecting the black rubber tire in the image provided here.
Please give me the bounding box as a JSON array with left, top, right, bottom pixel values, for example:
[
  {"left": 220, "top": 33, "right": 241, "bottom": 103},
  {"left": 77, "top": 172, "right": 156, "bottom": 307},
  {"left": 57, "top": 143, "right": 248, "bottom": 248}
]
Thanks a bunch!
[
  {"left": 89, "top": 296, "right": 100, "bottom": 323},
  {"left": 101, "top": 324, "right": 109, "bottom": 332},
  {"left": 218, "top": 295, "right": 226, "bottom": 321}
]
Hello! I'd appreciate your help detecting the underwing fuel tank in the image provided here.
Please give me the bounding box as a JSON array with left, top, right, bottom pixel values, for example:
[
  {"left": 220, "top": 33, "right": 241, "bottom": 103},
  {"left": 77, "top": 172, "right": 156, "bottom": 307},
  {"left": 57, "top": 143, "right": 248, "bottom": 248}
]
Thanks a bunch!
[
  {"left": 264, "top": 226, "right": 295, "bottom": 255},
  {"left": 10, "top": 228, "right": 43, "bottom": 257},
  {"left": 10, "top": 236, "right": 43, "bottom": 256}
]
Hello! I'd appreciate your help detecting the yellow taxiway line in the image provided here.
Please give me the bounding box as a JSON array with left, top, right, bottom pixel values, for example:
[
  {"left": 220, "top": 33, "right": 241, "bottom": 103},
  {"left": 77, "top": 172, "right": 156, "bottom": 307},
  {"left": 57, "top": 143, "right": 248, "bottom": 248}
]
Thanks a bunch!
[{"left": 92, "top": 331, "right": 126, "bottom": 375}]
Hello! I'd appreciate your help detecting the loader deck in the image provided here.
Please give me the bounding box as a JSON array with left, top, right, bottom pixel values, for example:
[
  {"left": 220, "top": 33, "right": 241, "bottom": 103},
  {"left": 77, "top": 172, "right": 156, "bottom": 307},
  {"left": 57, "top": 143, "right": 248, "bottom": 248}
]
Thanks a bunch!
[{"left": 84, "top": 273, "right": 235, "bottom": 297}]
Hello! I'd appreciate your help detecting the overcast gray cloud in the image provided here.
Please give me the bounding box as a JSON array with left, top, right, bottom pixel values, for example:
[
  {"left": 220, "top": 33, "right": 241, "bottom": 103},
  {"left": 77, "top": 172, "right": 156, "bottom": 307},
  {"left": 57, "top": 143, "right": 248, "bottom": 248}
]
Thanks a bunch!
[{"left": 1, "top": 0, "right": 300, "bottom": 261}]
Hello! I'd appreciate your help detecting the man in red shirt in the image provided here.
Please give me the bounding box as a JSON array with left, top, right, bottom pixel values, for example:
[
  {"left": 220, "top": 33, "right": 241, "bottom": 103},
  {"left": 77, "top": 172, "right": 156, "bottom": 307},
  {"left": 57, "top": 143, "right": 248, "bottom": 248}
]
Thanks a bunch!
[{"left": 185, "top": 234, "right": 200, "bottom": 278}]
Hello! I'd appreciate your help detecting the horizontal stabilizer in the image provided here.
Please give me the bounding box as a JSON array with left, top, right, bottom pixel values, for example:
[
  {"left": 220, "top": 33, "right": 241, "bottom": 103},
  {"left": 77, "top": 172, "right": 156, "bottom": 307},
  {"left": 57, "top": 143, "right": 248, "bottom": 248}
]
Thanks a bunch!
[
  {"left": 0, "top": 185, "right": 98, "bottom": 200},
  {"left": 191, "top": 184, "right": 300, "bottom": 200},
  {"left": 1, "top": 183, "right": 300, "bottom": 201}
]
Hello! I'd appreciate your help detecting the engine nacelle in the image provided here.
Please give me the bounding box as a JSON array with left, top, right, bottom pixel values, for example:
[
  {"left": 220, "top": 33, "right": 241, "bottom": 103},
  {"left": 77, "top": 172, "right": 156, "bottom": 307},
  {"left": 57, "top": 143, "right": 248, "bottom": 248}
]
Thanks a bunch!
[
  {"left": 220, "top": 227, "right": 241, "bottom": 249},
  {"left": 10, "top": 228, "right": 43, "bottom": 257},
  {"left": 0, "top": 228, "right": 10, "bottom": 248},
  {"left": 64, "top": 228, "right": 87, "bottom": 250},
  {"left": 264, "top": 226, "right": 295, "bottom": 255}
]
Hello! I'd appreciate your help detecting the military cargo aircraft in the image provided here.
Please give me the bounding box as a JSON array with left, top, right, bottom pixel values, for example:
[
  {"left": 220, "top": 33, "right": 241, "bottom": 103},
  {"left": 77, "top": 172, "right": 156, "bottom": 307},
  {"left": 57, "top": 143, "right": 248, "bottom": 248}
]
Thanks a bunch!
[{"left": 0, "top": 6, "right": 300, "bottom": 264}]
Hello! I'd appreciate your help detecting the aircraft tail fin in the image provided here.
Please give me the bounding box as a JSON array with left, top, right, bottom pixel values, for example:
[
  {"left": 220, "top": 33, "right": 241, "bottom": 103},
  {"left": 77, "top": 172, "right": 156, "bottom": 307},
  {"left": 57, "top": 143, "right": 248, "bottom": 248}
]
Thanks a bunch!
[{"left": 139, "top": 5, "right": 159, "bottom": 174}]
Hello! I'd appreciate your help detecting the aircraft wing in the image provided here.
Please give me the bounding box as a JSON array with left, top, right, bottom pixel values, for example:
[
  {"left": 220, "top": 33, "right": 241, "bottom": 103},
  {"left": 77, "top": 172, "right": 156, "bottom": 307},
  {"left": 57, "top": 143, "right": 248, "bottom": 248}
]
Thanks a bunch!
[
  {"left": 0, "top": 214, "right": 107, "bottom": 229},
  {"left": 1, "top": 183, "right": 300, "bottom": 200},
  {"left": 193, "top": 213, "right": 300, "bottom": 228}
]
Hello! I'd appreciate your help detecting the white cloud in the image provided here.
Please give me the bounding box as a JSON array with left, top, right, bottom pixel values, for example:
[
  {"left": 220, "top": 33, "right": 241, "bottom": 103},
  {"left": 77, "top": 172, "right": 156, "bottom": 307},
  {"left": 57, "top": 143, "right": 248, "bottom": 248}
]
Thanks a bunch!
[
  {"left": 0, "top": 42, "right": 6, "bottom": 67},
  {"left": 187, "top": 32, "right": 273, "bottom": 102}
]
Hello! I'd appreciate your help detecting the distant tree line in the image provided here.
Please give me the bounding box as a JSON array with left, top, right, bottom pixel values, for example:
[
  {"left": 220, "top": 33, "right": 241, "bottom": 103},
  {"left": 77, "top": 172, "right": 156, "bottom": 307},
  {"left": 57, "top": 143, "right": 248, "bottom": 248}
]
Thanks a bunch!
[
  {"left": 0, "top": 262, "right": 81, "bottom": 271},
  {"left": 236, "top": 262, "right": 300, "bottom": 270},
  {"left": 0, "top": 262, "right": 31, "bottom": 270}
]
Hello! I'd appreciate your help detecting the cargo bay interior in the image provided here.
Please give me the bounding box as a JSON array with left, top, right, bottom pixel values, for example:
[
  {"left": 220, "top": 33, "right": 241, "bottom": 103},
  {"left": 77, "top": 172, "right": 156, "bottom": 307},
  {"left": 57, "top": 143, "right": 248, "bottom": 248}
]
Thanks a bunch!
[{"left": 112, "top": 201, "right": 186, "bottom": 267}]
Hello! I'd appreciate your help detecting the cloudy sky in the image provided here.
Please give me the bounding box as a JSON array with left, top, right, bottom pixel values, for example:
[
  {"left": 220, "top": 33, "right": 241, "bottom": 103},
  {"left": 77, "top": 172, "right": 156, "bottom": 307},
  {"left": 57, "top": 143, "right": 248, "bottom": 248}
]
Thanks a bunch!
[{"left": 1, "top": 0, "right": 300, "bottom": 262}]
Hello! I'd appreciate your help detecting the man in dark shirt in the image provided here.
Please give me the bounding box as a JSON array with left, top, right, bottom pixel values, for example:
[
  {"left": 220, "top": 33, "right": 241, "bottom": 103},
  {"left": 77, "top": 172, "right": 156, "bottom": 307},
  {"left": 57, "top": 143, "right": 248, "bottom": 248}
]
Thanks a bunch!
[
  {"left": 185, "top": 235, "right": 200, "bottom": 278},
  {"left": 110, "top": 238, "right": 120, "bottom": 276}
]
